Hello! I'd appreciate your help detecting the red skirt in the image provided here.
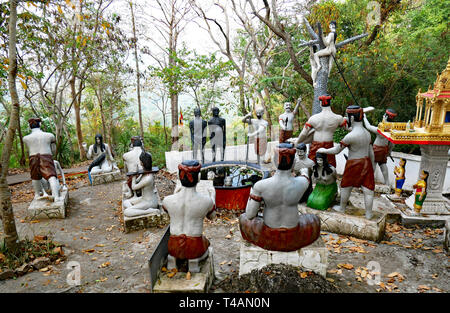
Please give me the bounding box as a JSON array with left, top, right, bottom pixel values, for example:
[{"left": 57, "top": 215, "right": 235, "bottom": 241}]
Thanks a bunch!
[
  {"left": 340, "top": 157, "right": 375, "bottom": 190},
  {"left": 29, "top": 154, "right": 57, "bottom": 181},
  {"left": 168, "top": 234, "right": 210, "bottom": 260},
  {"left": 373, "top": 144, "right": 389, "bottom": 164}
]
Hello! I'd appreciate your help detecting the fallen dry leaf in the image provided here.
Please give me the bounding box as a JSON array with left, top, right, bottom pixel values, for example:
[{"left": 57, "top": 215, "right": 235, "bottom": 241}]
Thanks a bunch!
[
  {"left": 186, "top": 272, "right": 191, "bottom": 280},
  {"left": 337, "top": 263, "right": 354, "bottom": 270},
  {"left": 100, "top": 262, "right": 111, "bottom": 268},
  {"left": 167, "top": 272, "right": 176, "bottom": 278},
  {"left": 299, "top": 272, "right": 308, "bottom": 279}
]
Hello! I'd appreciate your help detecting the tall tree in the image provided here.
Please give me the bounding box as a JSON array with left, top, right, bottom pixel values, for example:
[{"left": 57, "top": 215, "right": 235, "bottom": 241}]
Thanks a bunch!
[{"left": 0, "top": 0, "right": 20, "bottom": 253}]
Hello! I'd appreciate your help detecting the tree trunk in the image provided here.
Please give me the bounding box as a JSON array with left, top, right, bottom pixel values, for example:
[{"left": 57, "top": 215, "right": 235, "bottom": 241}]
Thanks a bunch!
[
  {"left": 312, "top": 56, "right": 330, "bottom": 115},
  {"left": 130, "top": 1, "right": 144, "bottom": 139},
  {"left": 17, "top": 112, "right": 26, "bottom": 167},
  {"left": 0, "top": 0, "right": 20, "bottom": 253},
  {"left": 71, "top": 77, "right": 86, "bottom": 160}
]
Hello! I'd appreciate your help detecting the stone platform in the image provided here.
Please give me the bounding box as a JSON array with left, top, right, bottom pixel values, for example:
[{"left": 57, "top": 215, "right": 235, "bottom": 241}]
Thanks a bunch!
[
  {"left": 123, "top": 210, "right": 169, "bottom": 233},
  {"left": 153, "top": 247, "right": 215, "bottom": 293},
  {"left": 27, "top": 189, "right": 69, "bottom": 220},
  {"left": 91, "top": 169, "right": 122, "bottom": 186},
  {"left": 299, "top": 205, "right": 387, "bottom": 243},
  {"left": 238, "top": 238, "right": 328, "bottom": 277}
]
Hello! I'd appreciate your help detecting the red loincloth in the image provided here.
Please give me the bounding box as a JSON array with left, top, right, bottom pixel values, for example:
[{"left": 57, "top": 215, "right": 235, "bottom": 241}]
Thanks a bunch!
[
  {"left": 254, "top": 137, "right": 267, "bottom": 156},
  {"left": 239, "top": 213, "right": 321, "bottom": 252},
  {"left": 308, "top": 141, "right": 336, "bottom": 167},
  {"left": 340, "top": 157, "right": 375, "bottom": 190},
  {"left": 373, "top": 144, "right": 389, "bottom": 164},
  {"left": 168, "top": 234, "right": 210, "bottom": 260},
  {"left": 279, "top": 129, "right": 293, "bottom": 143},
  {"left": 29, "top": 154, "right": 57, "bottom": 181}
]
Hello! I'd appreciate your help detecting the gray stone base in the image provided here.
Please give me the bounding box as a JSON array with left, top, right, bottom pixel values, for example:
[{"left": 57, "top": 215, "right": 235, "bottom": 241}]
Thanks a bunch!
[
  {"left": 153, "top": 248, "right": 215, "bottom": 293},
  {"left": 299, "top": 205, "right": 387, "bottom": 242},
  {"left": 374, "top": 184, "right": 391, "bottom": 194},
  {"left": 238, "top": 237, "right": 328, "bottom": 277},
  {"left": 404, "top": 194, "right": 450, "bottom": 215},
  {"left": 124, "top": 210, "right": 169, "bottom": 233},
  {"left": 91, "top": 169, "right": 122, "bottom": 186},
  {"left": 27, "top": 189, "right": 69, "bottom": 220}
]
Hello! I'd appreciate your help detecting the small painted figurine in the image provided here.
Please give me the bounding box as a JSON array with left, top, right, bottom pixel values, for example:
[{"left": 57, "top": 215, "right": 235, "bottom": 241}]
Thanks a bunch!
[
  {"left": 278, "top": 99, "right": 301, "bottom": 143},
  {"left": 208, "top": 107, "right": 226, "bottom": 162},
  {"left": 292, "top": 94, "right": 347, "bottom": 168},
  {"left": 364, "top": 108, "right": 397, "bottom": 185},
  {"left": 317, "top": 105, "right": 375, "bottom": 219},
  {"left": 239, "top": 143, "right": 320, "bottom": 251},
  {"left": 394, "top": 158, "right": 407, "bottom": 197},
  {"left": 163, "top": 160, "right": 216, "bottom": 273},
  {"left": 307, "top": 152, "right": 338, "bottom": 211},
  {"left": 413, "top": 170, "right": 429, "bottom": 213},
  {"left": 23, "top": 117, "right": 62, "bottom": 202},
  {"left": 122, "top": 151, "right": 160, "bottom": 217},
  {"left": 242, "top": 107, "right": 269, "bottom": 164}
]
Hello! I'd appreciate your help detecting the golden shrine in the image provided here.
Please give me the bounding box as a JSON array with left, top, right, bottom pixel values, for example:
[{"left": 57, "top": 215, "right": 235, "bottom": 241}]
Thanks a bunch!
[{"left": 377, "top": 57, "right": 450, "bottom": 145}]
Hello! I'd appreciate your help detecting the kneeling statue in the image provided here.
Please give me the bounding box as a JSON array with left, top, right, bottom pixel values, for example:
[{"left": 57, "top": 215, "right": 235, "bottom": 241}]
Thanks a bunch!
[
  {"left": 307, "top": 152, "right": 338, "bottom": 210},
  {"left": 163, "top": 161, "right": 216, "bottom": 273},
  {"left": 239, "top": 143, "right": 321, "bottom": 252}
]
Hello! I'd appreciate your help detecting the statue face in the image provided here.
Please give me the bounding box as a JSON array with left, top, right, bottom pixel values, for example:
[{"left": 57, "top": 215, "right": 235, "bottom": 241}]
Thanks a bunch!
[
  {"left": 399, "top": 159, "right": 406, "bottom": 167},
  {"left": 297, "top": 149, "right": 306, "bottom": 158},
  {"left": 256, "top": 109, "right": 264, "bottom": 118},
  {"left": 317, "top": 157, "right": 324, "bottom": 166},
  {"left": 284, "top": 103, "right": 292, "bottom": 112},
  {"left": 329, "top": 23, "right": 336, "bottom": 32},
  {"left": 212, "top": 108, "right": 219, "bottom": 117},
  {"left": 420, "top": 170, "right": 428, "bottom": 180},
  {"left": 96, "top": 137, "right": 101, "bottom": 144},
  {"left": 194, "top": 108, "right": 201, "bottom": 117}
]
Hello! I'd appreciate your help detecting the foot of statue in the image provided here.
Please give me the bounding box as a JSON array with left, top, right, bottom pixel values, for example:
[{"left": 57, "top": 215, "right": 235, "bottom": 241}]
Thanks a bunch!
[
  {"left": 167, "top": 254, "right": 177, "bottom": 271},
  {"left": 123, "top": 207, "right": 160, "bottom": 217},
  {"left": 365, "top": 209, "right": 373, "bottom": 220},
  {"left": 332, "top": 205, "right": 345, "bottom": 213},
  {"left": 188, "top": 249, "right": 209, "bottom": 273}
]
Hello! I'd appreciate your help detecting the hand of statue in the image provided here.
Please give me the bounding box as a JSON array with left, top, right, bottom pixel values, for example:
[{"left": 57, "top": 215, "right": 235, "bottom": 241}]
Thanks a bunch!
[{"left": 317, "top": 148, "right": 326, "bottom": 154}]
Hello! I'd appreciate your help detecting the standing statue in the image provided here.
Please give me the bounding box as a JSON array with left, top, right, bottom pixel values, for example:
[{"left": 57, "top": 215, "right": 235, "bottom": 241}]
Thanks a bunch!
[
  {"left": 41, "top": 160, "right": 67, "bottom": 194},
  {"left": 393, "top": 158, "right": 407, "bottom": 198},
  {"left": 242, "top": 107, "right": 269, "bottom": 164},
  {"left": 122, "top": 136, "right": 145, "bottom": 199},
  {"left": 311, "top": 21, "right": 336, "bottom": 86},
  {"left": 83, "top": 134, "right": 118, "bottom": 178},
  {"left": 239, "top": 143, "right": 321, "bottom": 251},
  {"left": 122, "top": 151, "right": 160, "bottom": 217},
  {"left": 278, "top": 99, "right": 301, "bottom": 143},
  {"left": 23, "top": 118, "right": 62, "bottom": 202},
  {"left": 189, "top": 108, "right": 207, "bottom": 163},
  {"left": 412, "top": 170, "right": 429, "bottom": 214},
  {"left": 293, "top": 143, "right": 315, "bottom": 203},
  {"left": 208, "top": 107, "right": 226, "bottom": 162},
  {"left": 364, "top": 109, "right": 397, "bottom": 185},
  {"left": 162, "top": 160, "right": 216, "bottom": 273},
  {"left": 307, "top": 152, "right": 338, "bottom": 211},
  {"left": 317, "top": 105, "right": 375, "bottom": 219},
  {"left": 292, "top": 94, "right": 347, "bottom": 168}
]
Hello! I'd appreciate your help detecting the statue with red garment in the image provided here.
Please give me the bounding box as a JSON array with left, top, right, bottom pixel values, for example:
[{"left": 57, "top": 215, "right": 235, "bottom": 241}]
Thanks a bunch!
[
  {"left": 162, "top": 160, "right": 216, "bottom": 273},
  {"left": 239, "top": 143, "right": 321, "bottom": 251},
  {"left": 291, "top": 94, "right": 347, "bottom": 168}
]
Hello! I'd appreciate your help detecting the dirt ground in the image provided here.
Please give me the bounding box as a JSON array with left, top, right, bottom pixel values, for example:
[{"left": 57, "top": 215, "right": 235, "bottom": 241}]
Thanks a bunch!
[{"left": 0, "top": 172, "right": 448, "bottom": 293}]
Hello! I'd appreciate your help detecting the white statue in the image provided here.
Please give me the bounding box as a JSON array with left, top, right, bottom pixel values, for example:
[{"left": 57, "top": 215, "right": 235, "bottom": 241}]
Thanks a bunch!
[
  {"left": 317, "top": 105, "right": 375, "bottom": 219},
  {"left": 312, "top": 21, "right": 337, "bottom": 86},
  {"left": 291, "top": 94, "right": 347, "bottom": 168},
  {"left": 162, "top": 161, "right": 216, "bottom": 273},
  {"left": 122, "top": 151, "right": 160, "bottom": 217},
  {"left": 278, "top": 99, "right": 301, "bottom": 143},
  {"left": 239, "top": 143, "right": 321, "bottom": 251},
  {"left": 122, "top": 136, "right": 145, "bottom": 199},
  {"left": 293, "top": 143, "right": 315, "bottom": 203},
  {"left": 23, "top": 118, "right": 62, "bottom": 202},
  {"left": 242, "top": 107, "right": 269, "bottom": 164},
  {"left": 82, "top": 134, "right": 118, "bottom": 175},
  {"left": 363, "top": 109, "right": 397, "bottom": 185},
  {"left": 41, "top": 160, "right": 67, "bottom": 194}
]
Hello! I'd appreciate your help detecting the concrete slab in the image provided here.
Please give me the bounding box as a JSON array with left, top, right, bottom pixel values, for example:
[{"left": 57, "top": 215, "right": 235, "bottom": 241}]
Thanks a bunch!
[
  {"left": 299, "top": 205, "right": 387, "bottom": 243},
  {"left": 27, "top": 189, "right": 69, "bottom": 219},
  {"left": 153, "top": 247, "right": 215, "bottom": 293},
  {"left": 238, "top": 237, "right": 328, "bottom": 277},
  {"left": 123, "top": 210, "right": 169, "bottom": 233},
  {"left": 91, "top": 169, "right": 122, "bottom": 186}
]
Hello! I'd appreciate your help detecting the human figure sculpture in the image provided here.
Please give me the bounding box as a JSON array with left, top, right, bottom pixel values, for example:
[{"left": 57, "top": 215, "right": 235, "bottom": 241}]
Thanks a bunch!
[
  {"left": 412, "top": 170, "right": 429, "bottom": 214},
  {"left": 291, "top": 94, "right": 347, "bottom": 168},
  {"left": 122, "top": 136, "right": 145, "bottom": 199},
  {"left": 189, "top": 108, "right": 207, "bottom": 163},
  {"left": 364, "top": 109, "right": 397, "bottom": 185},
  {"left": 23, "top": 117, "right": 62, "bottom": 202},
  {"left": 41, "top": 160, "right": 67, "bottom": 194},
  {"left": 307, "top": 152, "right": 338, "bottom": 211},
  {"left": 208, "top": 107, "right": 226, "bottom": 162},
  {"left": 239, "top": 143, "right": 321, "bottom": 251},
  {"left": 83, "top": 134, "right": 118, "bottom": 178},
  {"left": 317, "top": 105, "right": 375, "bottom": 219},
  {"left": 122, "top": 151, "right": 160, "bottom": 217},
  {"left": 242, "top": 107, "right": 269, "bottom": 164},
  {"left": 163, "top": 160, "right": 216, "bottom": 273},
  {"left": 393, "top": 158, "right": 407, "bottom": 198},
  {"left": 309, "top": 45, "right": 319, "bottom": 87},
  {"left": 312, "top": 21, "right": 336, "bottom": 86},
  {"left": 293, "top": 143, "right": 315, "bottom": 203},
  {"left": 278, "top": 99, "right": 301, "bottom": 143}
]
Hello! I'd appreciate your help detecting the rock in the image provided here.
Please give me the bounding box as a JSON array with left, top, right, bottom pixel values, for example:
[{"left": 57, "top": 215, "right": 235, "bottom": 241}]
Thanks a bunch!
[
  {"left": 15, "top": 263, "right": 32, "bottom": 275},
  {"left": 31, "top": 257, "right": 50, "bottom": 270},
  {"left": 0, "top": 269, "right": 15, "bottom": 280}
]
